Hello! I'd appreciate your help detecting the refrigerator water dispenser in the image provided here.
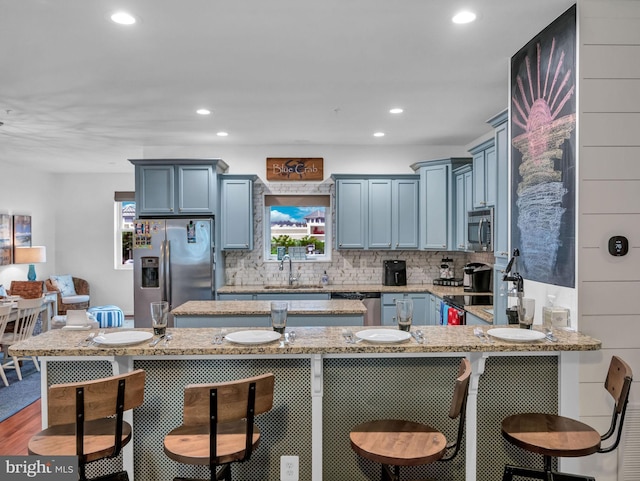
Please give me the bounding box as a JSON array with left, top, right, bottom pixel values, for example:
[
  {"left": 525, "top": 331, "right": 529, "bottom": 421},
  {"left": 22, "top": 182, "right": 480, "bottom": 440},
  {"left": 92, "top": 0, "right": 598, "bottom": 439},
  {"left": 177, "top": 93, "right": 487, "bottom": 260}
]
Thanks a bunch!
[{"left": 141, "top": 257, "right": 159, "bottom": 288}]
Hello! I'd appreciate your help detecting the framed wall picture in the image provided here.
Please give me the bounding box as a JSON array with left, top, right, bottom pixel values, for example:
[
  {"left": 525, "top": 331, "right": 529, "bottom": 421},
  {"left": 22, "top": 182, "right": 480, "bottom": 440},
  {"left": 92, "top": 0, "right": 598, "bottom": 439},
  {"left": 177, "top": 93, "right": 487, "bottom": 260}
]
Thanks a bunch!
[
  {"left": 510, "top": 5, "right": 576, "bottom": 288},
  {"left": 13, "top": 215, "right": 32, "bottom": 256},
  {"left": 0, "top": 214, "right": 11, "bottom": 266}
]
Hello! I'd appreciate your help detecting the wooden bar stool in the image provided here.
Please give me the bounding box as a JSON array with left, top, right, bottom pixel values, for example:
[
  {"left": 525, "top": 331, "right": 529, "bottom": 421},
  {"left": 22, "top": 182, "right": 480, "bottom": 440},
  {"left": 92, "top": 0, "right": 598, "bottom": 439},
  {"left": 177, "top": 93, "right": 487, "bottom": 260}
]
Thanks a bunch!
[
  {"left": 28, "top": 369, "right": 146, "bottom": 481},
  {"left": 164, "top": 373, "right": 275, "bottom": 481},
  {"left": 501, "top": 356, "right": 632, "bottom": 481},
  {"left": 349, "top": 358, "right": 471, "bottom": 481}
]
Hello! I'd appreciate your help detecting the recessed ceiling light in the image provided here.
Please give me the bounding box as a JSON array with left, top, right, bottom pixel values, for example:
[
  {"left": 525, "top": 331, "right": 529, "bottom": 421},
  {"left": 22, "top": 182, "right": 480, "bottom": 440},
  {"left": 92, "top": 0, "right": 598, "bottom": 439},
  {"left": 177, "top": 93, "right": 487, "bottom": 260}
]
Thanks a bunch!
[
  {"left": 373, "top": 132, "right": 385, "bottom": 137},
  {"left": 110, "top": 11, "right": 137, "bottom": 25},
  {"left": 389, "top": 108, "right": 403, "bottom": 114},
  {"left": 452, "top": 10, "right": 476, "bottom": 24},
  {"left": 196, "top": 109, "right": 211, "bottom": 115},
  {"left": 217, "top": 132, "right": 229, "bottom": 137}
]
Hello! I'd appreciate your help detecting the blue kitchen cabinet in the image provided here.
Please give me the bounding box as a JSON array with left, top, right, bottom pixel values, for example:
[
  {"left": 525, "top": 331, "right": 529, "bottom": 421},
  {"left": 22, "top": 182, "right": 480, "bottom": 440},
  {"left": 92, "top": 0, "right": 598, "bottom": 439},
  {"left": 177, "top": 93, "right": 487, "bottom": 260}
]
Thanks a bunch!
[
  {"left": 131, "top": 159, "right": 228, "bottom": 217},
  {"left": 334, "top": 175, "right": 419, "bottom": 250},
  {"left": 221, "top": 175, "right": 256, "bottom": 250},
  {"left": 392, "top": 178, "right": 419, "bottom": 249},
  {"left": 335, "top": 178, "right": 367, "bottom": 249},
  {"left": 489, "top": 109, "right": 509, "bottom": 259},
  {"left": 368, "top": 179, "right": 393, "bottom": 248},
  {"left": 453, "top": 165, "right": 473, "bottom": 251},
  {"left": 381, "top": 292, "right": 431, "bottom": 326},
  {"left": 470, "top": 139, "right": 497, "bottom": 209},
  {"left": 412, "top": 158, "right": 472, "bottom": 250}
]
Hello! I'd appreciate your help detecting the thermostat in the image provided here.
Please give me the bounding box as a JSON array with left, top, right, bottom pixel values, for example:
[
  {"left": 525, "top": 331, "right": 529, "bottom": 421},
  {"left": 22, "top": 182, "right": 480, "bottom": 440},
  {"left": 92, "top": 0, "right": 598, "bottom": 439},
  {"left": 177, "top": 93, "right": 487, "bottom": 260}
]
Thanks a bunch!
[{"left": 608, "top": 236, "right": 629, "bottom": 256}]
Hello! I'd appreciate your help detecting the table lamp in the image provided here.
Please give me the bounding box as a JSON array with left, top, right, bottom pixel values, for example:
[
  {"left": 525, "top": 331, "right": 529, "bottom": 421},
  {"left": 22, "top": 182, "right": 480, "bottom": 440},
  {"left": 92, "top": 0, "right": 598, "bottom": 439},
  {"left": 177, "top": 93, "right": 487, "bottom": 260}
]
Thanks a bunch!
[{"left": 14, "top": 246, "right": 47, "bottom": 281}]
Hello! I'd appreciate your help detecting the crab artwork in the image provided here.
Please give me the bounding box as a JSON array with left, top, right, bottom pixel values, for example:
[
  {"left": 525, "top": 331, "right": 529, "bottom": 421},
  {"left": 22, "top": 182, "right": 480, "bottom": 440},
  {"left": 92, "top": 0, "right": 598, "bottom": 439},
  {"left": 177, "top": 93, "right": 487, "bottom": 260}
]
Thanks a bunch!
[{"left": 510, "top": 7, "right": 576, "bottom": 287}]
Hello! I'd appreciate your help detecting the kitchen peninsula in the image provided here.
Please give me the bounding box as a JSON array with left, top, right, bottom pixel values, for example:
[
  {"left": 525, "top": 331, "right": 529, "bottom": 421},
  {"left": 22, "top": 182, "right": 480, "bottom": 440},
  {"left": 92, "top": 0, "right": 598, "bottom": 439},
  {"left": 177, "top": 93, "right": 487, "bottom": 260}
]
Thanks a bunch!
[{"left": 11, "top": 325, "right": 599, "bottom": 481}]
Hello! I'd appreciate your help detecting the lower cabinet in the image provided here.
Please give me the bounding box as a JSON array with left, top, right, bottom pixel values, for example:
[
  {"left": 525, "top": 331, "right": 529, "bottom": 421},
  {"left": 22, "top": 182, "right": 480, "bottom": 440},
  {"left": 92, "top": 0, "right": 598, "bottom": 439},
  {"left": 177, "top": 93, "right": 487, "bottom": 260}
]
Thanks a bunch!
[
  {"left": 381, "top": 293, "right": 433, "bottom": 326},
  {"left": 465, "top": 313, "right": 487, "bottom": 326}
]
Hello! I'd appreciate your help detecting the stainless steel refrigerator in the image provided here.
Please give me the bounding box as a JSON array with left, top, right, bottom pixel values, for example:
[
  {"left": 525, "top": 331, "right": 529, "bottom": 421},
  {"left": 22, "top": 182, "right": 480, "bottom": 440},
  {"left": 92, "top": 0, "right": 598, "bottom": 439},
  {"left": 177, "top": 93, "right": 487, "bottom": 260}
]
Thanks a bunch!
[{"left": 133, "top": 218, "right": 215, "bottom": 327}]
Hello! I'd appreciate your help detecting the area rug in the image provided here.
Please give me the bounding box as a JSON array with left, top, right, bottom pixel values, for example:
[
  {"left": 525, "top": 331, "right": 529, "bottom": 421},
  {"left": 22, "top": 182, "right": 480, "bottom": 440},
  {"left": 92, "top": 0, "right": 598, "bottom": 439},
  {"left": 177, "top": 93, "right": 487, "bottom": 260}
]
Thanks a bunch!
[{"left": 0, "top": 355, "right": 41, "bottom": 422}]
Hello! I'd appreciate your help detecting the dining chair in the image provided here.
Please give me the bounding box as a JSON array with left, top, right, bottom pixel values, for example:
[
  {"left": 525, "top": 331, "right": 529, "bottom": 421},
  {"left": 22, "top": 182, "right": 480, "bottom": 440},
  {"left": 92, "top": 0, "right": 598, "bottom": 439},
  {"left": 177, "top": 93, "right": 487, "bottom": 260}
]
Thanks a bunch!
[
  {"left": 163, "top": 373, "right": 275, "bottom": 481},
  {"left": 0, "top": 304, "right": 12, "bottom": 386},
  {"left": 1, "top": 297, "right": 43, "bottom": 380},
  {"left": 28, "top": 369, "right": 146, "bottom": 481},
  {"left": 349, "top": 358, "right": 471, "bottom": 481},
  {"left": 501, "top": 355, "right": 632, "bottom": 481}
]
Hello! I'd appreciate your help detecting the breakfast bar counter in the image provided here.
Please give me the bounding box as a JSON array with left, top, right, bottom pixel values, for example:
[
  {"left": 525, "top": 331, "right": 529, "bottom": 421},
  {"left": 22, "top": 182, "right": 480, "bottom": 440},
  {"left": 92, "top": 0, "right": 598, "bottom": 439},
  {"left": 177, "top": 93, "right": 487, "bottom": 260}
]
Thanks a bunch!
[{"left": 10, "top": 326, "right": 600, "bottom": 481}]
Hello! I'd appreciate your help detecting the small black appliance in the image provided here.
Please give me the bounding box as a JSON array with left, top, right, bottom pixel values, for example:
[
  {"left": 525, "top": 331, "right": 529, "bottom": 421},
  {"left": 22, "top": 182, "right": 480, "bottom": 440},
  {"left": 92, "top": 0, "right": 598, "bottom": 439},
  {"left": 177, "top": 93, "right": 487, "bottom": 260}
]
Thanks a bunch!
[
  {"left": 463, "top": 263, "right": 492, "bottom": 293},
  {"left": 383, "top": 260, "right": 407, "bottom": 286}
]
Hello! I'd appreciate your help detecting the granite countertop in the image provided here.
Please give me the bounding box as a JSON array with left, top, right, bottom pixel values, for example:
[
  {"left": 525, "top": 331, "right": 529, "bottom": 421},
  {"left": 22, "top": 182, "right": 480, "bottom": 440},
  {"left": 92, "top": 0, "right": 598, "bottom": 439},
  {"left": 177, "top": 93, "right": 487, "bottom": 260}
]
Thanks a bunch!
[
  {"left": 172, "top": 299, "right": 367, "bottom": 316},
  {"left": 9, "top": 325, "right": 601, "bottom": 357},
  {"left": 217, "top": 283, "right": 479, "bottom": 298}
]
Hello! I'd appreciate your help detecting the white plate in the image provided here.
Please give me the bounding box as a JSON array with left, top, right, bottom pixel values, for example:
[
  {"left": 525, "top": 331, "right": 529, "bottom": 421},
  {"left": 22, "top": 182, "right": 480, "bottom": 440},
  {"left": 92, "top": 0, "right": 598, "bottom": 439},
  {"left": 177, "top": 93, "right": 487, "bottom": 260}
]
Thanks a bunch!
[
  {"left": 93, "top": 331, "right": 153, "bottom": 346},
  {"left": 355, "top": 329, "right": 412, "bottom": 343},
  {"left": 225, "top": 330, "right": 282, "bottom": 345},
  {"left": 487, "top": 328, "right": 546, "bottom": 342},
  {"left": 62, "top": 325, "right": 92, "bottom": 330}
]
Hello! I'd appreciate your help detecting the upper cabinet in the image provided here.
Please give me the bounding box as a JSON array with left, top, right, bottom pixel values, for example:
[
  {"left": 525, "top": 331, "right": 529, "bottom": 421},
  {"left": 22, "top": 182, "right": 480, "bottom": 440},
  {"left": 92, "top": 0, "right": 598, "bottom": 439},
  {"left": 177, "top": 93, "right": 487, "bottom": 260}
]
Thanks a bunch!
[
  {"left": 488, "top": 110, "right": 509, "bottom": 259},
  {"left": 220, "top": 175, "right": 256, "bottom": 250},
  {"left": 469, "top": 139, "right": 497, "bottom": 209},
  {"left": 411, "top": 158, "right": 472, "bottom": 250},
  {"left": 130, "top": 159, "right": 229, "bottom": 217},
  {"left": 333, "top": 175, "right": 419, "bottom": 250},
  {"left": 453, "top": 164, "right": 473, "bottom": 251}
]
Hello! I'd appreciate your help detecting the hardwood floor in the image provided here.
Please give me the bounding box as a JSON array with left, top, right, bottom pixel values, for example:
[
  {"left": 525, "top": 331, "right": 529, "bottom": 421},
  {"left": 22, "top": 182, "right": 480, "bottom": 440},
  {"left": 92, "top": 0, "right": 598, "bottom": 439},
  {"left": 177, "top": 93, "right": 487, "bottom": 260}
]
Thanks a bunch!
[{"left": 0, "top": 399, "right": 41, "bottom": 455}]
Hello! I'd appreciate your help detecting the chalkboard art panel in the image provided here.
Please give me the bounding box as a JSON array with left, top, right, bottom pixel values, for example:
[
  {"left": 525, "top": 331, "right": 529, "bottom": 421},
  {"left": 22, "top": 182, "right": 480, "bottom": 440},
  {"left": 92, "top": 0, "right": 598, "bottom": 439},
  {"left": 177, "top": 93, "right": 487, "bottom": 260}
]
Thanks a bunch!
[{"left": 510, "top": 5, "right": 576, "bottom": 288}]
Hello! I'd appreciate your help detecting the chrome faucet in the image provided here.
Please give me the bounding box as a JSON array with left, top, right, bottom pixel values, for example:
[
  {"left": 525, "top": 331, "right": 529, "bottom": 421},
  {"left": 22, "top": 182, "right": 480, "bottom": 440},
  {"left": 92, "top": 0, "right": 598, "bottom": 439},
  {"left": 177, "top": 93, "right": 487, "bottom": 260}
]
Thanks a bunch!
[{"left": 279, "top": 254, "right": 297, "bottom": 285}]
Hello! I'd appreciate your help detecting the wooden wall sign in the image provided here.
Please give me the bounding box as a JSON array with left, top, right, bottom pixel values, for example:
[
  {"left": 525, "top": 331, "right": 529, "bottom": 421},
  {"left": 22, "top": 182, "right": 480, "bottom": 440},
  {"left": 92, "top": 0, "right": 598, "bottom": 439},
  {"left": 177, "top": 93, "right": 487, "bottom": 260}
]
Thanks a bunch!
[{"left": 266, "top": 158, "right": 324, "bottom": 181}]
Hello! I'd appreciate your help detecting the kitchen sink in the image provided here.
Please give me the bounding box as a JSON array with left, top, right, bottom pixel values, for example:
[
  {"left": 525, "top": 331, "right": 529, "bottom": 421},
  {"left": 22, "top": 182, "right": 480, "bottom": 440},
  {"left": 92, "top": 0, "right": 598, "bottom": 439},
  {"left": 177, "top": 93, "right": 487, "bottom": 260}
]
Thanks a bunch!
[{"left": 263, "top": 284, "right": 325, "bottom": 290}]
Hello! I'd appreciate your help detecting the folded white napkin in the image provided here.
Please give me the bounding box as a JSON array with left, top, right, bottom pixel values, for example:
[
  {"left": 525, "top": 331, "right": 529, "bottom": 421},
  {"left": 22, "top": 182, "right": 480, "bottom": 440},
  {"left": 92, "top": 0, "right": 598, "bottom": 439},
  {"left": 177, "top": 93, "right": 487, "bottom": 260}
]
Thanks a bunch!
[{"left": 66, "top": 309, "right": 89, "bottom": 326}]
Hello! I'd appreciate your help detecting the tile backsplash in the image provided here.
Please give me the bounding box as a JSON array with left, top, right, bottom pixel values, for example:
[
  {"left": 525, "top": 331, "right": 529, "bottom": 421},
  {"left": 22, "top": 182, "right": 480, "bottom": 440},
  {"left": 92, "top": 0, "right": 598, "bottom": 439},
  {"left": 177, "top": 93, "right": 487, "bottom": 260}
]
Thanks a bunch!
[{"left": 223, "top": 179, "right": 494, "bottom": 286}]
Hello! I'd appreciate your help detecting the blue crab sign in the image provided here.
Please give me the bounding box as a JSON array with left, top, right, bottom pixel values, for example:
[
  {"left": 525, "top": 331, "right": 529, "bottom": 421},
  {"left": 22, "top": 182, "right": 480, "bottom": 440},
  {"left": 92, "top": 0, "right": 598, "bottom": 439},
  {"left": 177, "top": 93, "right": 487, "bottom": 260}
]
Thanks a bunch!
[{"left": 266, "top": 158, "right": 324, "bottom": 181}]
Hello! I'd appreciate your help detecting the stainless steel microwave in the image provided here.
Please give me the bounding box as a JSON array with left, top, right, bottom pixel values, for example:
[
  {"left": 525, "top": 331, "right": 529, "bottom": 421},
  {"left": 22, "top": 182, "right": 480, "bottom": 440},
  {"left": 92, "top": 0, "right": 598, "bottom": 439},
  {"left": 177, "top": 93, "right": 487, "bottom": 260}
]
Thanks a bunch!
[{"left": 467, "top": 208, "right": 493, "bottom": 252}]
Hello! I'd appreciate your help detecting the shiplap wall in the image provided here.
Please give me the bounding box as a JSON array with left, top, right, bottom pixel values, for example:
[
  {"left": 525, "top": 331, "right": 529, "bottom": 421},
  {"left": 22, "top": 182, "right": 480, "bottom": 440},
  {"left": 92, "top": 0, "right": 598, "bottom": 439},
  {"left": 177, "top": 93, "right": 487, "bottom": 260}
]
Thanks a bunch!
[{"left": 578, "top": 1, "right": 640, "bottom": 479}]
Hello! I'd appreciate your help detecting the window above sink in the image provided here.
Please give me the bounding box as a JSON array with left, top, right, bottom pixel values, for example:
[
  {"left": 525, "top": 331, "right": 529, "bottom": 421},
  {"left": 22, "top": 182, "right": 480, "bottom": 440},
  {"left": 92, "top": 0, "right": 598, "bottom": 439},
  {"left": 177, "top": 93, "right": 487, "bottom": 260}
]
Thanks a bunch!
[{"left": 263, "top": 194, "right": 332, "bottom": 263}]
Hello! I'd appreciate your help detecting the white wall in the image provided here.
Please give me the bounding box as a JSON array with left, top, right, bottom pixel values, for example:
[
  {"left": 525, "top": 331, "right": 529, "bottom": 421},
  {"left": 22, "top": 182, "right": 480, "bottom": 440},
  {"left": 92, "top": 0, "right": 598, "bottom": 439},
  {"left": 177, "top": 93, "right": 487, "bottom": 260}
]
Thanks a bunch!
[
  {"left": 577, "top": 1, "right": 640, "bottom": 480},
  {"left": 0, "top": 161, "right": 56, "bottom": 286},
  {"left": 51, "top": 173, "right": 135, "bottom": 314},
  {"left": 143, "top": 143, "right": 470, "bottom": 176}
]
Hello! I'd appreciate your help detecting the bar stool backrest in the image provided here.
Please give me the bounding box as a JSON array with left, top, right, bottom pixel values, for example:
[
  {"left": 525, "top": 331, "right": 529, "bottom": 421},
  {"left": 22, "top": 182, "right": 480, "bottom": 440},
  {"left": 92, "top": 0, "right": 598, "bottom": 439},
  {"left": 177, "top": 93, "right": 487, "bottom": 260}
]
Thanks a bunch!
[
  {"left": 47, "top": 369, "right": 146, "bottom": 426},
  {"left": 182, "top": 373, "right": 275, "bottom": 425}
]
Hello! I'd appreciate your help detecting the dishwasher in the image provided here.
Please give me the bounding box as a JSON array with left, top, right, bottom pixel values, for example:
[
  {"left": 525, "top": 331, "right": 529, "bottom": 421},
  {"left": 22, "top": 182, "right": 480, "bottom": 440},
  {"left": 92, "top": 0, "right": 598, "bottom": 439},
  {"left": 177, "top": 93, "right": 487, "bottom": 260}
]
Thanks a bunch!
[{"left": 330, "top": 292, "right": 381, "bottom": 326}]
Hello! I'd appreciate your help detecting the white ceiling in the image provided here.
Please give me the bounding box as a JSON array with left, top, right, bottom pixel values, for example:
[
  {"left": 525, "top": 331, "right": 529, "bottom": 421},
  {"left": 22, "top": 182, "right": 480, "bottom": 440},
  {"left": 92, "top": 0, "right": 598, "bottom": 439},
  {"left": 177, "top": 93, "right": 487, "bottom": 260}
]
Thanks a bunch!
[{"left": 0, "top": 0, "right": 576, "bottom": 174}]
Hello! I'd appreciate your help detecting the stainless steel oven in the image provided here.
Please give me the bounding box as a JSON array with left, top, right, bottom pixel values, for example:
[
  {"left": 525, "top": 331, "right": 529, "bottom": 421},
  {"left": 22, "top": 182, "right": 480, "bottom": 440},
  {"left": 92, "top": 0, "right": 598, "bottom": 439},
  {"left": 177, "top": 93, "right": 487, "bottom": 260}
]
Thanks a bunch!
[{"left": 467, "top": 208, "right": 493, "bottom": 252}]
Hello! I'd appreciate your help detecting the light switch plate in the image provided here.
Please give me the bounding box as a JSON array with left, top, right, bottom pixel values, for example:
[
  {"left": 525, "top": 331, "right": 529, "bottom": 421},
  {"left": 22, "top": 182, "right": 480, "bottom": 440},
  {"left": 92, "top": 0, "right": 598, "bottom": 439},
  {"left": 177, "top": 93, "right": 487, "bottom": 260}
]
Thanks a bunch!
[{"left": 280, "top": 455, "right": 299, "bottom": 481}]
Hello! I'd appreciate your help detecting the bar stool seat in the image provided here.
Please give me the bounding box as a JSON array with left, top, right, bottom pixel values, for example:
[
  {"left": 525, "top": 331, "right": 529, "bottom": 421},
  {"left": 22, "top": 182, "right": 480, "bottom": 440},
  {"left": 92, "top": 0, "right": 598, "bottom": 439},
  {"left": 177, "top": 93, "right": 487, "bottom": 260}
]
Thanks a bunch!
[
  {"left": 350, "top": 419, "right": 446, "bottom": 466},
  {"left": 502, "top": 413, "right": 601, "bottom": 458}
]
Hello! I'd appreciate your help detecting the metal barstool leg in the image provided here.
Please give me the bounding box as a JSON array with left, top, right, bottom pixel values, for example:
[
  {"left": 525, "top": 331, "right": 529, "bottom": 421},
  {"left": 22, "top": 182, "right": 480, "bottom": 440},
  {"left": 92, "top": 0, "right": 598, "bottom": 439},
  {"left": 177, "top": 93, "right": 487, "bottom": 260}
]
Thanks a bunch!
[{"left": 503, "top": 465, "right": 514, "bottom": 481}]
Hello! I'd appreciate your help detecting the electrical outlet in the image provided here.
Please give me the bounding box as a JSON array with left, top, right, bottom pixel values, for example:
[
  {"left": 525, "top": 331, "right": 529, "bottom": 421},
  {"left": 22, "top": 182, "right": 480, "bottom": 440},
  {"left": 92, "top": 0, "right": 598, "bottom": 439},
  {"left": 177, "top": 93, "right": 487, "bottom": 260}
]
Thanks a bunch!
[{"left": 280, "top": 455, "right": 299, "bottom": 481}]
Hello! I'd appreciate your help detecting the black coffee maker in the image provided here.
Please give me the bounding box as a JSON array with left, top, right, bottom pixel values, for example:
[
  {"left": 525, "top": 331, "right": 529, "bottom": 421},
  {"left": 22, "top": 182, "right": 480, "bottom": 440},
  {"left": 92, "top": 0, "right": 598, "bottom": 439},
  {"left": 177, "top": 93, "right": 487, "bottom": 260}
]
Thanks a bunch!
[
  {"left": 383, "top": 260, "right": 407, "bottom": 286},
  {"left": 463, "top": 263, "right": 492, "bottom": 292}
]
